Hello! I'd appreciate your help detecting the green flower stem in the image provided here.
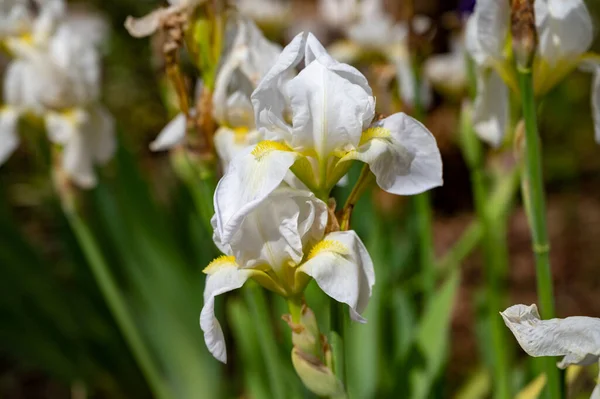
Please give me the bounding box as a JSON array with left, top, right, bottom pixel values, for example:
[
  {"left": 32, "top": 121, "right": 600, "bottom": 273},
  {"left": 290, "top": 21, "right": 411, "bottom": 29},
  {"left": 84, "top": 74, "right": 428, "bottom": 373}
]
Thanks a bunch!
[
  {"left": 66, "top": 212, "right": 171, "bottom": 399},
  {"left": 517, "top": 68, "right": 561, "bottom": 399},
  {"left": 340, "top": 164, "right": 374, "bottom": 231},
  {"left": 414, "top": 192, "right": 436, "bottom": 299},
  {"left": 329, "top": 301, "right": 347, "bottom": 387},
  {"left": 244, "top": 285, "right": 286, "bottom": 399}
]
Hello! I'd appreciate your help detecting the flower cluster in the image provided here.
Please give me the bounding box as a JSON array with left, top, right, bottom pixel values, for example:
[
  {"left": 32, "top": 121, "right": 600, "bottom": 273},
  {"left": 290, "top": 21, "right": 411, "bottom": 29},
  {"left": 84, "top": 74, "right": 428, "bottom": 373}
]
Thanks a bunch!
[
  {"left": 200, "top": 31, "right": 443, "bottom": 368},
  {"left": 466, "top": 0, "right": 598, "bottom": 146},
  {"left": 0, "top": 0, "right": 114, "bottom": 188}
]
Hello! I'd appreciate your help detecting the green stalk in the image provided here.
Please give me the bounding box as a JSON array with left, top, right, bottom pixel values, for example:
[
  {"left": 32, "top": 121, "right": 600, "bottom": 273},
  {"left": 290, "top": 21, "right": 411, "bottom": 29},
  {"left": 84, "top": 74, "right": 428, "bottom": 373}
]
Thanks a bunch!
[
  {"left": 329, "top": 302, "right": 347, "bottom": 388},
  {"left": 517, "top": 69, "right": 561, "bottom": 399},
  {"left": 244, "top": 285, "right": 286, "bottom": 399},
  {"left": 414, "top": 193, "right": 436, "bottom": 299},
  {"left": 460, "top": 105, "right": 511, "bottom": 399},
  {"left": 66, "top": 212, "right": 171, "bottom": 399}
]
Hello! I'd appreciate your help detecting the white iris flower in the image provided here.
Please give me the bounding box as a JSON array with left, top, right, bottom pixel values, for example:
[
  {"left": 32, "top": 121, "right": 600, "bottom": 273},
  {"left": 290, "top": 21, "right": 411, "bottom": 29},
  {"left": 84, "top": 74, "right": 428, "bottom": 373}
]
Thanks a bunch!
[
  {"left": 201, "top": 187, "right": 374, "bottom": 363},
  {"left": 1, "top": 2, "right": 114, "bottom": 188},
  {"left": 214, "top": 32, "right": 442, "bottom": 242},
  {"left": 466, "top": 0, "right": 597, "bottom": 146}
]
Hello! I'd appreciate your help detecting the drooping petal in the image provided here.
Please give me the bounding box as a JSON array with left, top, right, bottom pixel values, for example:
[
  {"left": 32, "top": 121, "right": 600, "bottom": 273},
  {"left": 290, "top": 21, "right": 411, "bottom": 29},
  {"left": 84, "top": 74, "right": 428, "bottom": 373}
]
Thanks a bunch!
[
  {"left": 200, "top": 256, "right": 254, "bottom": 363},
  {"left": 472, "top": 70, "right": 509, "bottom": 147},
  {"left": 217, "top": 187, "right": 327, "bottom": 273},
  {"left": 46, "top": 110, "right": 97, "bottom": 188},
  {"left": 287, "top": 60, "right": 375, "bottom": 157},
  {"left": 0, "top": 107, "right": 20, "bottom": 165},
  {"left": 341, "top": 112, "right": 442, "bottom": 195},
  {"left": 124, "top": 7, "right": 171, "bottom": 38},
  {"left": 213, "top": 142, "right": 298, "bottom": 242},
  {"left": 149, "top": 113, "right": 186, "bottom": 151},
  {"left": 535, "top": 0, "right": 593, "bottom": 66},
  {"left": 501, "top": 304, "right": 600, "bottom": 368},
  {"left": 297, "top": 230, "right": 375, "bottom": 323}
]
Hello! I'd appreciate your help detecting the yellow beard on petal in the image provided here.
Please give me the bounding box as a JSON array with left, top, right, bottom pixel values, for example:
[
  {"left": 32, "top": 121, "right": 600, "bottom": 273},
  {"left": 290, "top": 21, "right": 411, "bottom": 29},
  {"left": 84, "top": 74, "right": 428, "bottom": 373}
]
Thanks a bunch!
[
  {"left": 306, "top": 240, "right": 349, "bottom": 261},
  {"left": 203, "top": 255, "right": 237, "bottom": 274},
  {"left": 251, "top": 140, "right": 293, "bottom": 160}
]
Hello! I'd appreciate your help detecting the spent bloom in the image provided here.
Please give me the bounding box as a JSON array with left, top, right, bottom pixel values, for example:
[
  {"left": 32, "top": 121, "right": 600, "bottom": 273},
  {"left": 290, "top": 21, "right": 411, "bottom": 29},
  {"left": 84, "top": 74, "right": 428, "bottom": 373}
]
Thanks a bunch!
[
  {"left": 214, "top": 32, "right": 442, "bottom": 240},
  {"left": 502, "top": 304, "right": 600, "bottom": 398},
  {"left": 0, "top": 1, "right": 115, "bottom": 188},
  {"left": 125, "top": 0, "right": 205, "bottom": 38},
  {"left": 466, "top": 0, "right": 598, "bottom": 146},
  {"left": 201, "top": 187, "right": 374, "bottom": 363}
]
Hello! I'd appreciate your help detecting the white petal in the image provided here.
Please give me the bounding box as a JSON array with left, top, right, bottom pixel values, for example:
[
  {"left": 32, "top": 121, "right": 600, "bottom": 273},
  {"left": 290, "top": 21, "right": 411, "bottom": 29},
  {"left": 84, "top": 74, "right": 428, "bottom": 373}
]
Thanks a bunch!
[
  {"left": 474, "top": 0, "right": 509, "bottom": 62},
  {"left": 46, "top": 110, "right": 98, "bottom": 189},
  {"left": 200, "top": 258, "right": 253, "bottom": 363},
  {"left": 343, "top": 113, "right": 443, "bottom": 195},
  {"left": 501, "top": 304, "right": 600, "bottom": 368},
  {"left": 149, "top": 113, "right": 186, "bottom": 151},
  {"left": 214, "top": 126, "right": 261, "bottom": 171},
  {"left": 0, "top": 107, "right": 20, "bottom": 165},
  {"left": 297, "top": 230, "right": 375, "bottom": 323},
  {"left": 535, "top": 0, "right": 593, "bottom": 65},
  {"left": 213, "top": 143, "right": 298, "bottom": 243},
  {"left": 590, "top": 65, "right": 600, "bottom": 144},
  {"left": 124, "top": 7, "right": 171, "bottom": 38},
  {"left": 424, "top": 45, "right": 467, "bottom": 94},
  {"left": 252, "top": 32, "right": 307, "bottom": 142},
  {"left": 88, "top": 106, "right": 116, "bottom": 164},
  {"left": 393, "top": 50, "right": 432, "bottom": 109},
  {"left": 221, "top": 187, "right": 327, "bottom": 273},
  {"left": 287, "top": 60, "right": 375, "bottom": 157},
  {"left": 318, "top": 0, "right": 358, "bottom": 29},
  {"left": 472, "top": 70, "right": 509, "bottom": 147}
]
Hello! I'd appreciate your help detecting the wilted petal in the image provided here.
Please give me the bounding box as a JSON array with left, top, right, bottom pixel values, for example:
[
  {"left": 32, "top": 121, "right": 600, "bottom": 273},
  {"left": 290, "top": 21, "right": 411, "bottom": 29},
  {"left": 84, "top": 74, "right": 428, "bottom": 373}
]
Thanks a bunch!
[
  {"left": 218, "top": 187, "right": 327, "bottom": 273},
  {"left": 149, "top": 113, "right": 186, "bottom": 151},
  {"left": 472, "top": 70, "right": 509, "bottom": 147},
  {"left": 297, "top": 230, "right": 375, "bottom": 323},
  {"left": 535, "top": 0, "right": 593, "bottom": 66},
  {"left": 213, "top": 142, "right": 298, "bottom": 242},
  {"left": 341, "top": 113, "right": 442, "bottom": 195},
  {"left": 501, "top": 304, "right": 600, "bottom": 368},
  {"left": 0, "top": 107, "right": 20, "bottom": 165},
  {"left": 124, "top": 7, "right": 171, "bottom": 38},
  {"left": 200, "top": 256, "right": 254, "bottom": 363},
  {"left": 287, "top": 60, "right": 374, "bottom": 157}
]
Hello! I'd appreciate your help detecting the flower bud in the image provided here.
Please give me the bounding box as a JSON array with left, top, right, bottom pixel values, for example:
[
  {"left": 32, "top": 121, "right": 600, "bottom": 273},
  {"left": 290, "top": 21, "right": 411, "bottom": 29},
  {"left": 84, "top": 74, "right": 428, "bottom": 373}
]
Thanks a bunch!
[
  {"left": 511, "top": 0, "right": 538, "bottom": 69},
  {"left": 291, "top": 347, "right": 345, "bottom": 398}
]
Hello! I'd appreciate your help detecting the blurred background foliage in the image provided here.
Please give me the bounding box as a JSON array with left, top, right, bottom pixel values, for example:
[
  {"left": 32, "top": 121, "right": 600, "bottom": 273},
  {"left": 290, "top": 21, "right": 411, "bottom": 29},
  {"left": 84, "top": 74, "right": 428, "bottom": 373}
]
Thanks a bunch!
[{"left": 1, "top": 0, "right": 600, "bottom": 398}]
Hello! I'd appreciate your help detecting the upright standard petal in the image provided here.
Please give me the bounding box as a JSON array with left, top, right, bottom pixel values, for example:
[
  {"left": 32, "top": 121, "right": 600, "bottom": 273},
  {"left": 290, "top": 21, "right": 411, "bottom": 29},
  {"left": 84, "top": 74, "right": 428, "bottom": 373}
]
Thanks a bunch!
[
  {"left": 341, "top": 113, "right": 442, "bottom": 195},
  {"left": 473, "top": 0, "right": 509, "bottom": 63},
  {"left": 297, "top": 231, "right": 375, "bottom": 323},
  {"left": 535, "top": 0, "right": 593, "bottom": 66},
  {"left": 149, "top": 113, "right": 186, "bottom": 151},
  {"left": 472, "top": 70, "right": 509, "bottom": 147},
  {"left": 287, "top": 60, "right": 374, "bottom": 157},
  {"left": 216, "top": 187, "right": 327, "bottom": 273},
  {"left": 252, "top": 32, "right": 307, "bottom": 142},
  {"left": 0, "top": 107, "right": 20, "bottom": 165},
  {"left": 200, "top": 256, "right": 255, "bottom": 363},
  {"left": 501, "top": 304, "right": 600, "bottom": 367},
  {"left": 213, "top": 142, "right": 298, "bottom": 242}
]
